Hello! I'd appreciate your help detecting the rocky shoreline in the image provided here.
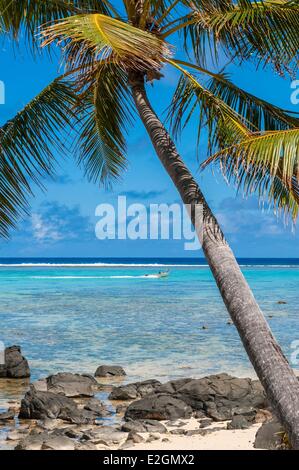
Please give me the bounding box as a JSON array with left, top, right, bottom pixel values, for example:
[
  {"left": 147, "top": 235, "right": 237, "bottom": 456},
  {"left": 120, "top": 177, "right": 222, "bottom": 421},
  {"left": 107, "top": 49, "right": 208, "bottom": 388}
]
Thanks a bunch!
[{"left": 0, "top": 346, "right": 287, "bottom": 451}]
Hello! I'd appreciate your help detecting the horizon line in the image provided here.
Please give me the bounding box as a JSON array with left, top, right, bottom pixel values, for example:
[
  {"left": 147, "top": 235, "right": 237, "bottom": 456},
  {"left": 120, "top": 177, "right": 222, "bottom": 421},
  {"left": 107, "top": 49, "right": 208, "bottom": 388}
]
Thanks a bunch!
[{"left": 0, "top": 256, "right": 298, "bottom": 260}]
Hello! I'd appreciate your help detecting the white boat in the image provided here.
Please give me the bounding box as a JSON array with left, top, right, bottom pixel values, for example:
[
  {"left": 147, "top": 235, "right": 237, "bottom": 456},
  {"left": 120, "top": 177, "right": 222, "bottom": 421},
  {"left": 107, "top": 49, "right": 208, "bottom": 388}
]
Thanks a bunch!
[
  {"left": 157, "top": 271, "right": 169, "bottom": 278},
  {"left": 144, "top": 270, "right": 170, "bottom": 279}
]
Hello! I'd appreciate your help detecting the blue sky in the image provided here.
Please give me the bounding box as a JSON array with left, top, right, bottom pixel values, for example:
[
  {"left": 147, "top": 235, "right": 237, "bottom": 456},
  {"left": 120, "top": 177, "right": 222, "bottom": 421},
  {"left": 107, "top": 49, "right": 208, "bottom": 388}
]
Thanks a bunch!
[{"left": 0, "top": 26, "right": 299, "bottom": 259}]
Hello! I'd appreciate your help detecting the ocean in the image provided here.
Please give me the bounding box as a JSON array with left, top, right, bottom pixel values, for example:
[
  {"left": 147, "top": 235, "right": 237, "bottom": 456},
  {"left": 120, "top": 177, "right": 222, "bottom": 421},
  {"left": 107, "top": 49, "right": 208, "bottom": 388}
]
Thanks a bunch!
[{"left": 0, "top": 258, "right": 298, "bottom": 385}]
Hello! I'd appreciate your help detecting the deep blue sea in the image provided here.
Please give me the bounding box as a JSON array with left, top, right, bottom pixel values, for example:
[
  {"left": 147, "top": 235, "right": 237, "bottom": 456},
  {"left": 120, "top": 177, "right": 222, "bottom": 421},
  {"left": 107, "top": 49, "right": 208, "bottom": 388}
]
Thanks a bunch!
[{"left": 0, "top": 258, "right": 298, "bottom": 387}]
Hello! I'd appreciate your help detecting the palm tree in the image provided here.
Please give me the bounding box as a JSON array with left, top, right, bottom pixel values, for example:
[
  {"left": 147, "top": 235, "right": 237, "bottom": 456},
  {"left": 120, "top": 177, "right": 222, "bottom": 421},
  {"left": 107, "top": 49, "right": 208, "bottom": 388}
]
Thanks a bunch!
[{"left": 1, "top": 0, "right": 299, "bottom": 446}]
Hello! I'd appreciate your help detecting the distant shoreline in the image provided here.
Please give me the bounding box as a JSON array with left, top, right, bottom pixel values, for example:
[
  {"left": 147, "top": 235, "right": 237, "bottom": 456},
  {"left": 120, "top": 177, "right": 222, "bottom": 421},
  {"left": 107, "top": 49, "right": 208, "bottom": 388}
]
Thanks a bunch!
[{"left": 0, "top": 257, "right": 299, "bottom": 268}]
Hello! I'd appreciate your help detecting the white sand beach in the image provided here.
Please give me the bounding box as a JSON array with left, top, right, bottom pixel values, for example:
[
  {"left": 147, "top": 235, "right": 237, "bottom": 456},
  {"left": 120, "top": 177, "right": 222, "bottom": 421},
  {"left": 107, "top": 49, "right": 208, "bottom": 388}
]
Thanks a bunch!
[{"left": 126, "top": 418, "right": 262, "bottom": 451}]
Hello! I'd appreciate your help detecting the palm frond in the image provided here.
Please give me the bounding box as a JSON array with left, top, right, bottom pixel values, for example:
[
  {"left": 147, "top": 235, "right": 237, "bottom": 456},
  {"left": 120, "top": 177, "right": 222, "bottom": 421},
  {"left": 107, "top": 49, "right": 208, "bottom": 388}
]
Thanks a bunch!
[
  {"left": 153, "top": 0, "right": 182, "bottom": 27},
  {"left": 77, "top": 62, "right": 134, "bottom": 186},
  {"left": 172, "top": 59, "right": 299, "bottom": 133},
  {"left": 167, "top": 59, "right": 249, "bottom": 154},
  {"left": 0, "top": 1, "right": 113, "bottom": 45},
  {"left": 41, "top": 13, "right": 171, "bottom": 72},
  {"left": 178, "top": 0, "right": 299, "bottom": 73},
  {"left": 202, "top": 128, "right": 299, "bottom": 219},
  {"left": 0, "top": 78, "right": 77, "bottom": 238},
  {"left": 268, "top": 169, "right": 299, "bottom": 219},
  {"left": 206, "top": 72, "right": 299, "bottom": 131}
]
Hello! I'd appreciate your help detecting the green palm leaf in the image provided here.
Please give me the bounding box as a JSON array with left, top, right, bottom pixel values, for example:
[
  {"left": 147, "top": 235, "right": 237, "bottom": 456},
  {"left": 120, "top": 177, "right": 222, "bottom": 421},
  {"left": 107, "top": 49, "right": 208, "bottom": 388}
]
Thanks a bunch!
[
  {"left": 269, "top": 169, "right": 299, "bottom": 219},
  {"left": 171, "top": 59, "right": 299, "bottom": 133},
  {"left": 0, "top": 1, "right": 114, "bottom": 44},
  {"left": 0, "top": 78, "right": 77, "bottom": 237},
  {"left": 77, "top": 62, "right": 133, "bottom": 186},
  {"left": 179, "top": 0, "right": 299, "bottom": 72},
  {"left": 207, "top": 71, "right": 299, "bottom": 131},
  {"left": 202, "top": 128, "right": 299, "bottom": 218},
  {"left": 167, "top": 59, "right": 249, "bottom": 154}
]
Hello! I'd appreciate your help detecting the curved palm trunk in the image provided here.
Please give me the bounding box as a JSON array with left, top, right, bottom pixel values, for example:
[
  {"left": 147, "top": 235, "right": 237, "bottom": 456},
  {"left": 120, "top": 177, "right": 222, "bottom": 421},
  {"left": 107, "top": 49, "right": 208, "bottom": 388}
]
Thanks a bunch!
[{"left": 129, "top": 73, "right": 299, "bottom": 448}]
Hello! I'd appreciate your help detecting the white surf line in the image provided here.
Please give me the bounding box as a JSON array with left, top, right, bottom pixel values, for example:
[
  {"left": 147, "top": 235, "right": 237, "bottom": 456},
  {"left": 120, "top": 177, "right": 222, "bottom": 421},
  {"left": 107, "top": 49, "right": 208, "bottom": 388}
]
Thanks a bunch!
[{"left": 30, "top": 275, "right": 164, "bottom": 279}]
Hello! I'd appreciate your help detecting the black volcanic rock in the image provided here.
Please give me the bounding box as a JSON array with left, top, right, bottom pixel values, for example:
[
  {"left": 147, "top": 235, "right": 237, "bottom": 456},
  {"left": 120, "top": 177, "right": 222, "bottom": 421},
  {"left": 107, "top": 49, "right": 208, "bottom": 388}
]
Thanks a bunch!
[
  {"left": 46, "top": 373, "right": 98, "bottom": 397},
  {"left": 123, "top": 373, "right": 266, "bottom": 422},
  {"left": 254, "top": 419, "right": 285, "bottom": 449},
  {"left": 19, "top": 389, "right": 96, "bottom": 424},
  {"left": 156, "top": 373, "right": 266, "bottom": 421},
  {"left": 109, "top": 379, "right": 161, "bottom": 401},
  {"left": 125, "top": 394, "right": 193, "bottom": 421},
  {"left": 95, "top": 365, "right": 126, "bottom": 377},
  {"left": 0, "top": 346, "right": 30, "bottom": 379}
]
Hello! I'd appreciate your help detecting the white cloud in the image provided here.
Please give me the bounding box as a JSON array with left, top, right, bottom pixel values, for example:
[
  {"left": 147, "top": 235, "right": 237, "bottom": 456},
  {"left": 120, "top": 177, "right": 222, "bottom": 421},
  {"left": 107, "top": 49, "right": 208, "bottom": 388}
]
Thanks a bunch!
[
  {"left": 29, "top": 202, "right": 92, "bottom": 245},
  {"left": 31, "top": 213, "right": 64, "bottom": 242}
]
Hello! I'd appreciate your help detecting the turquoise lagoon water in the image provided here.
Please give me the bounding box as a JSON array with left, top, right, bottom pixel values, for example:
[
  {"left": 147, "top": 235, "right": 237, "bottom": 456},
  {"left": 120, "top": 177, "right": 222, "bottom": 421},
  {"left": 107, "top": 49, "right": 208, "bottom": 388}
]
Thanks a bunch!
[{"left": 0, "top": 258, "right": 298, "bottom": 386}]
